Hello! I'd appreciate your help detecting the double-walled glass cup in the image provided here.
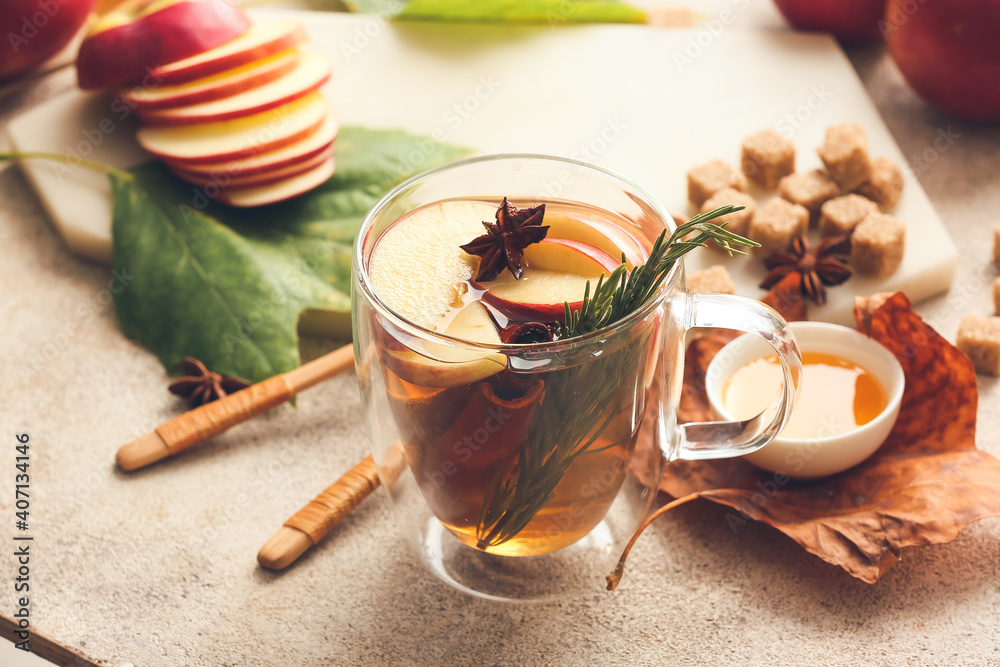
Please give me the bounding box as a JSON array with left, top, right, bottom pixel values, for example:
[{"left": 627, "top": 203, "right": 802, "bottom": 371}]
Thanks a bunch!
[{"left": 352, "top": 155, "right": 801, "bottom": 601}]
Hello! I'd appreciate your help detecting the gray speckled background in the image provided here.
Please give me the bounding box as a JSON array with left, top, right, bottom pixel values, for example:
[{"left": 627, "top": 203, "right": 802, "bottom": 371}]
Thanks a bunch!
[{"left": 2, "top": 3, "right": 999, "bottom": 666}]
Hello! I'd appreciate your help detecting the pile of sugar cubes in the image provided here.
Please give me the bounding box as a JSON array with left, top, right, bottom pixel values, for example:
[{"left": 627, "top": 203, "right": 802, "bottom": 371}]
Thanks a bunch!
[
  {"left": 684, "top": 123, "right": 1000, "bottom": 378},
  {"left": 955, "top": 225, "right": 1000, "bottom": 376},
  {"left": 685, "top": 123, "right": 906, "bottom": 277}
]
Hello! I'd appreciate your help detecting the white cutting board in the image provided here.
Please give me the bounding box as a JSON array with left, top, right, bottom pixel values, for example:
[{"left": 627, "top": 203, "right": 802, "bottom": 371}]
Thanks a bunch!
[{"left": 8, "top": 10, "right": 956, "bottom": 325}]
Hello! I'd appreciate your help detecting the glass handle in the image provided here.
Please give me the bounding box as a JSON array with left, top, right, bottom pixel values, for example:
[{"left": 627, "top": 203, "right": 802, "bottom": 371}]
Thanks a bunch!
[{"left": 667, "top": 292, "right": 802, "bottom": 461}]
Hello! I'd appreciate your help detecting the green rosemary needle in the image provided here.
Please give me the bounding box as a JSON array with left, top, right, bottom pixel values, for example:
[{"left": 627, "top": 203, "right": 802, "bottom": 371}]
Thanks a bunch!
[{"left": 561, "top": 205, "right": 758, "bottom": 338}]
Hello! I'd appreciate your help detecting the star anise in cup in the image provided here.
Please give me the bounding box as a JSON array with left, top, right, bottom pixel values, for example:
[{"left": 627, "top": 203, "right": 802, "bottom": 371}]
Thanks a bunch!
[
  {"left": 760, "top": 234, "right": 852, "bottom": 305},
  {"left": 168, "top": 357, "right": 250, "bottom": 408},
  {"left": 460, "top": 197, "right": 549, "bottom": 282}
]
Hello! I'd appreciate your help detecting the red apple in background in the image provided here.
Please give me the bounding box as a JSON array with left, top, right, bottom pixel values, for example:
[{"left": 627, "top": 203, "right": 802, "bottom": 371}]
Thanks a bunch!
[
  {"left": 773, "top": 0, "right": 888, "bottom": 44},
  {"left": 1, "top": 0, "right": 97, "bottom": 81},
  {"left": 75, "top": 0, "right": 251, "bottom": 90},
  {"left": 886, "top": 0, "right": 1000, "bottom": 122}
]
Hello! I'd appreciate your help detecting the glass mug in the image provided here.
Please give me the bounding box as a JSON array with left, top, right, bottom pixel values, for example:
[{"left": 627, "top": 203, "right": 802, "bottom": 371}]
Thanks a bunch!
[{"left": 352, "top": 155, "right": 801, "bottom": 601}]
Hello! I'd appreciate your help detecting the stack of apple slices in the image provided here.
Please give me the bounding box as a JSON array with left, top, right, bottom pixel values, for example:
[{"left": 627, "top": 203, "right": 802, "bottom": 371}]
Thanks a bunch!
[
  {"left": 131, "top": 20, "right": 336, "bottom": 207},
  {"left": 76, "top": 1, "right": 337, "bottom": 207}
]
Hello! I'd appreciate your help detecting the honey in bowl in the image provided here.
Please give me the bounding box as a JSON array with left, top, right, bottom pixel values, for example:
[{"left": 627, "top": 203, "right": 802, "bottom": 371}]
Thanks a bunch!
[{"left": 724, "top": 351, "right": 888, "bottom": 439}]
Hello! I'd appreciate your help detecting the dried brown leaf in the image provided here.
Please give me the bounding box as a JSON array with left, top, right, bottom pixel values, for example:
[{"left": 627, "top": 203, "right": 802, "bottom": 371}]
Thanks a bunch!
[
  {"left": 635, "top": 291, "right": 1000, "bottom": 583},
  {"left": 761, "top": 272, "right": 808, "bottom": 322}
]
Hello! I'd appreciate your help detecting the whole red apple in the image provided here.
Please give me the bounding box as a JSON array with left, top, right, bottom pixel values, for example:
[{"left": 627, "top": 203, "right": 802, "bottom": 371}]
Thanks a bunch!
[
  {"left": 773, "top": 0, "right": 888, "bottom": 44},
  {"left": 886, "top": 0, "right": 1000, "bottom": 122},
  {"left": 0, "top": 0, "right": 97, "bottom": 81}
]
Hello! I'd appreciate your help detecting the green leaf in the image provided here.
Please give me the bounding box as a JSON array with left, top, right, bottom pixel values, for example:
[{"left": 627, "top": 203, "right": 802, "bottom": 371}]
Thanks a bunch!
[
  {"left": 111, "top": 126, "right": 472, "bottom": 384},
  {"left": 395, "top": 0, "right": 647, "bottom": 23}
]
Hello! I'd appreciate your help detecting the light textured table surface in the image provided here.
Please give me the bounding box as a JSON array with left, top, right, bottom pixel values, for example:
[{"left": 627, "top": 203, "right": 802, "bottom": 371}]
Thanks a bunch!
[{"left": 2, "top": 4, "right": 999, "bottom": 666}]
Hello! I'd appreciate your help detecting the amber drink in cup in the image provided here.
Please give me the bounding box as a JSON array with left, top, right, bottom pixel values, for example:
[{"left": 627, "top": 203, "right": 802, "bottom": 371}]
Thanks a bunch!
[{"left": 352, "top": 155, "right": 802, "bottom": 600}]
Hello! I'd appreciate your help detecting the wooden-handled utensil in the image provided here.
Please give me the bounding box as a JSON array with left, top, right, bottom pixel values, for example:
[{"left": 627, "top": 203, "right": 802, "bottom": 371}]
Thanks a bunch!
[
  {"left": 116, "top": 344, "right": 354, "bottom": 471},
  {"left": 257, "top": 455, "right": 380, "bottom": 570},
  {"left": 258, "top": 455, "right": 380, "bottom": 570},
  {"left": 257, "top": 443, "right": 407, "bottom": 569}
]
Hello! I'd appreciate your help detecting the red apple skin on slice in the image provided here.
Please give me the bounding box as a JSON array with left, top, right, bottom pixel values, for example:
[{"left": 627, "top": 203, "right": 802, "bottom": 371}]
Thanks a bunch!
[
  {"left": 150, "top": 20, "right": 308, "bottom": 86},
  {"left": 543, "top": 213, "right": 646, "bottom": 268},
  {"left": 76, "top": 0, "right": 252, "bottom": 90},
  {"left": 138, "top": 51, "right": 332, "bottom": 127},
  {"left": 169, "top": 145, "right": 334, "bottom": 190},
  {"left": 166, "top": 114, "right": 338, "bottom": 176},
  {"left": 379, "top": 302, "right": 507, "bottom": 389},
  {"left": 120, "top": 49, "right": 301, "bottom": 111},
  {"left": 136, "top": 92, "right": 329, "bottom": 163},
  {"left": 474, "top": 238, "right": 621, "bottom": 322},
  {"left": 213, "top": 156, "right": 335, "bottom": 207}
]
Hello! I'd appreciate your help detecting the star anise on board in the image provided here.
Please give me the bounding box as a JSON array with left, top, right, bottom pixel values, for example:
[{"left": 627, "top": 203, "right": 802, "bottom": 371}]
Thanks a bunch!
[
  {"left": 760, "top": 234, "right": 852, "bottom": 305},
  {"left": 168, "top": 357, "right": 250, "bottom": 408},
  {"left": 460, "top": 197, "right": 549, "bottom": 282}
]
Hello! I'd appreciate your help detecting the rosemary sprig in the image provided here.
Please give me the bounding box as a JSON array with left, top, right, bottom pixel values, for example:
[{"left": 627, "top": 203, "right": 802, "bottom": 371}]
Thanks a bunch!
[
  {"left": 475, "top": 206, "right": 757, "bottom": 550},
  {"left": 475, "top": 338, "right": 647, "bottom": 550},
  {"left": 561, "top": 205, "right": 758, "bottom": 338}
]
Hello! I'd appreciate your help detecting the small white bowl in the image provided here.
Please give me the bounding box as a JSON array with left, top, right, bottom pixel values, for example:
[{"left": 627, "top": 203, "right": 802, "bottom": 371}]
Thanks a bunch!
[{"left": 705, "top": 322, "right": 905, "bottom": 480}]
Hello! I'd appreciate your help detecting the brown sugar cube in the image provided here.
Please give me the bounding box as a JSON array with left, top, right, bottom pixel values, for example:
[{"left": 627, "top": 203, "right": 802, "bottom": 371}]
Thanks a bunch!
[
  {"left": 749, "top": 198, "right": 809, "bottom": 255},
  {"left": 993, "top": 223, "right": 1000, "bottom": 263},
  {"left": 994, "top": 277, "right": 1000, "bottom": 314},
  {"left": 956, "top": 315, "right": 1000, "bottom": 376},
  {"left": 851, "top": 213, "right": 905, "bottom": 278},
  {"left": 687, "top": 159, "right": 748, "bottom": 207},
  {"left": 778, "top": 170, "right": 840, "bottom": 217},
  {"left": 741, "top": 129, "right": 795, "bottom": 190},
  {"left": 687, "top": 265, "right": 736, "bottom": 294},
  {"left": 856, "top": 156, "right": 905, "bottom": 209},
  {"left": 817, "top": 123, "right": 873, "bottom": 192},
  {"left": 818, "top": 194, "right": 879, "bottom": 237},
  {"left": 700, "top": 188, "right": 757, "bottom": 238}
]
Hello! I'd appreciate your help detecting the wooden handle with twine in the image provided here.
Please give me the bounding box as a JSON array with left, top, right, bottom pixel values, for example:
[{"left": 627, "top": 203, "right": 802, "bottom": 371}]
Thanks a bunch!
[
  {"left": 116, "top": 344, "right": 355, "bottom": 471},
  {"left": 258, "top": 443, "right": 407, "bottom": 570},
  {"left": 255, "top": 455, "right": 380, "bottom": 571},
  {"left": 257, "top": 456, "right": 381, "bottom": 570},
  {"left": 157, "top": 376, "right": 294, "bottom": 455},
  {"left": 285, "top": 455, "right": 380, "bottom": 543}
]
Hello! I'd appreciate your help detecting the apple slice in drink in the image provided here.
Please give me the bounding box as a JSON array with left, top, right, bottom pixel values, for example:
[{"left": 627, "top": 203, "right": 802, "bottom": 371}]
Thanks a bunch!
[
  {"left": 150, "top": 20, "right": 308, "bottom": 86},
  {"left": 138, "top": 52, "right": 332, "bottom": 126},
  {"left": 369, "top": 200, "right": 508, "bottom": 387},
  {"left": 166, "top": 114, "right": 337, "bottom": 176},
  {"left": 476, "top": 238, "right": 621, "bottom": 321},
  {"left": 137, "top": 92, "right": 328, "bottom": 163},
  {"left": 380, "top": 302, "right": 507, "bottom": 388},
  {"left": 213, "top": 157, "right": 335, "bottom": 207},
  {"left": 543, "top": 213, "right": 646, "bottom": 268},
  {"left": 121, "top": 49, "right": 302, "bottom": 111},
  {"left": 368, "top": 200, "right": 498, "bottom": 329}
]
